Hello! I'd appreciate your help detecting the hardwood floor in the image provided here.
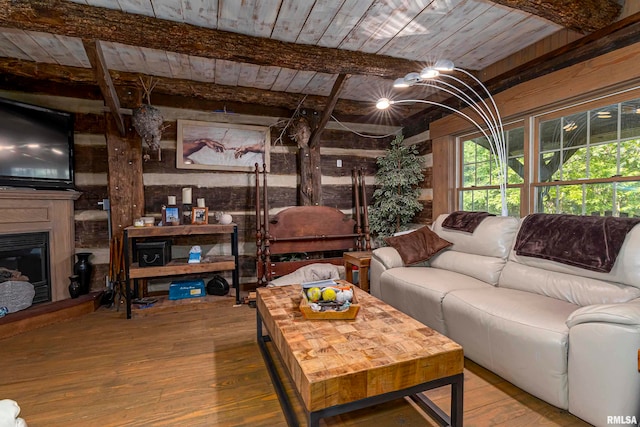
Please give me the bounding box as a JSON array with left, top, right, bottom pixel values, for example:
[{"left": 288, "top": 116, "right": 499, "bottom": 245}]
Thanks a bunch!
[{"left": 0, "top": 298, "right": 591, "bottom": 426}]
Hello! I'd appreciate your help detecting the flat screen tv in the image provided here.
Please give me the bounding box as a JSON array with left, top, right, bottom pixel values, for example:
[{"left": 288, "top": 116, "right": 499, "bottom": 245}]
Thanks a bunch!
[{"left": 0, "top": 97, "right": 75, "bottom": 190}]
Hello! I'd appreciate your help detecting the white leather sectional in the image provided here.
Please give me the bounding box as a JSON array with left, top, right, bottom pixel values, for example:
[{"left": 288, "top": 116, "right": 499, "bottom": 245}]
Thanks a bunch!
[{"left": 370, "top": 213, "right": 640, "bottom": 427}]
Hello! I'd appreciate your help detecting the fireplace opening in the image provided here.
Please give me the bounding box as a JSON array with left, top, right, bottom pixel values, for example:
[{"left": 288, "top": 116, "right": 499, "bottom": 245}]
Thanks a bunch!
[{"left": 0, "top": 232, "right": 50, "bottom": 304}]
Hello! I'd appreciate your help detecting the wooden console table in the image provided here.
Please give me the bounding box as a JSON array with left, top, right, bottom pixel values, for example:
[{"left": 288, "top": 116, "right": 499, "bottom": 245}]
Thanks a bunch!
[{"left": 123, "top": 224, "right": 239, "bottom": 319}]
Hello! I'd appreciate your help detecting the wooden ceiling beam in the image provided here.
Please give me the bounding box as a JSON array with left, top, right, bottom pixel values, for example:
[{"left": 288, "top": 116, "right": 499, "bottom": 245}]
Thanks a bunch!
[
  {"left": 0, "top": 0, "right": 419, "bottom": 78},
  {"left": 309, "top": 74, "right": 350, "bottom": 149},
  {"left": 490, "top": 0, "right": 622, "bottom": 34},
  {"left": 0, "top": 58, "right": 402, "bottom": 118},
  {"left": 83, "top": 39, "right": 125, "bottom": 135}
]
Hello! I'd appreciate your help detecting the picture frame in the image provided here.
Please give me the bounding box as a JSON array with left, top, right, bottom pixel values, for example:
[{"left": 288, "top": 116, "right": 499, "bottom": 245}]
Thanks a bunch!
[
  {"left": 177, "top": 119, "right": 270, "bottom": 172},
  {"left": 163, "top": 206, "right": 181, "bottom": 226},
  {"left": 192, "top": 207, "right": 209, "bottom": 224}
]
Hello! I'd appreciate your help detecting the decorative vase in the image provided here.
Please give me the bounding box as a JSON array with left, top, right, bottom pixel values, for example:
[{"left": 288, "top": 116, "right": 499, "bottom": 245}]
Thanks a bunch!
[
  {"left": 74, "top": 252, "right": 93, "bottom": 294},
  {"left": 68, "top": 275, "right": 81, "bottom": 299},
  {"left": 219, "top": 213, "right": 233, "bottom": 225}
]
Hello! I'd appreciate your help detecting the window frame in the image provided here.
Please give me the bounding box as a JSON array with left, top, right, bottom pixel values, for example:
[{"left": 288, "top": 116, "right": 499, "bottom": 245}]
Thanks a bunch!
[
  {"left": 453, "top": 86, "right": 640, "bottom": 217},
  {"left": 530, "top": 88, "right": 640, "bottom": 215},
  {"left": 455, "top": 120, "right": 529, "bottom": 216}
]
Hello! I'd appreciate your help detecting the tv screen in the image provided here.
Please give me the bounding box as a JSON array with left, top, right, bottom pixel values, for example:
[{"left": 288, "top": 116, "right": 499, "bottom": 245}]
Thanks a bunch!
[{"left": 0, "top": 97, "right": 75, "bottom": 190}]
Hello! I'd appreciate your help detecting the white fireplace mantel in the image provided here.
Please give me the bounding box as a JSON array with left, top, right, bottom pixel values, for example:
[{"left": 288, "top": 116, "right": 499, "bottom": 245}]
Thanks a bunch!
[{"left": 0, "top": 188, "right": 81, "bottom": 302}]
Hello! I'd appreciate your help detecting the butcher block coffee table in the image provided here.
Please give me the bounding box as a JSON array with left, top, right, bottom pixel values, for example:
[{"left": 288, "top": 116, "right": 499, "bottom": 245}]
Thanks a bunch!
[{"left": 256, "top": 284, "right": 464, "bottom": 427}]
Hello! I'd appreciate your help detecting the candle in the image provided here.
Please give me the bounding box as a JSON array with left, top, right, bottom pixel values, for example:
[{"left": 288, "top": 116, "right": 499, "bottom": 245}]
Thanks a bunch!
[
  {"left": 197, "top": 198, "right": 205, "bottom": 208},
  {"left": 182, "top": 187, "right": 192, "bottom": 205},
  {"left": 167, "top": 195, "right": 177, "bottom": 205}
]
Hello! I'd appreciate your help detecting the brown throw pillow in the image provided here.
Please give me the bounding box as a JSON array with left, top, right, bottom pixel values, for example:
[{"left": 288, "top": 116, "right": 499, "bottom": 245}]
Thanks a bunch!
[{"left": 384, "top": 226, "right": 453, "bottom": 265}]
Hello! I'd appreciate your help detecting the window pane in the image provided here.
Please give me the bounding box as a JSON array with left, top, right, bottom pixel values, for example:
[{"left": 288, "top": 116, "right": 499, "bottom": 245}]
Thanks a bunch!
[
  {"left": 540, "top": 152, "right": 561, "bottom": 182},
  {"left": 557, "top": 184, "right": 584, "bottom": 215},
  {"left": 617, "top": 181, "right": 640, "bottom": 217},
  {"left": 505, "top": 187, "right": 521, "bottom": 216},
  {"left": 476, "top": 138, "right": 491, "bottom": 163},
  {"left": 620, "top": 139, "right": 640, "bottom": 177},
  {"left": 485, "top": 188, "right": 502, "bottom": 214},
  {"left": 590, "top": 105, "right": 618, "bottom": 144},
  {"left": 476, "top": 161, "right": 491, "bottom": 186},
  {"left": 562, "top": 146, "right": 587, "bottom": 180},
  {"left": 536, "top": 185, "right": 558, "bottom": 213},
  {"left": 462, "top": 139, "right": 477, "bottom": 164},
  {"left": 540, "top": 118, "right": 561, "bottom": 151},
  {"left": 621, "top": 101, "right": 640, "bottom": 139},
  {"left": 507, "top": 159, "right": 524, "bottom": 184},
  {"left": 471, "top": 190, "right": 488, "bottom": 211},
  {"left": 463, "top": 164, "right": 476, "bottom": 187},
  {"left": 563, "top": 112, "right": 587, "bottom": 150},
  {"left": 585, "top": 183, "right": 614, "bottom": 216},
  {"left": 588, "top": 143, "right": 618, "bottom": 179},
  {"left": 508, "top": 128, "right": 525, "bottom": 156},
  {"left": 507, "top": 128, "right": 525, "bottom": 184},
  {"left": 460, "top": 190, "right": 475, "bottom": 211}
]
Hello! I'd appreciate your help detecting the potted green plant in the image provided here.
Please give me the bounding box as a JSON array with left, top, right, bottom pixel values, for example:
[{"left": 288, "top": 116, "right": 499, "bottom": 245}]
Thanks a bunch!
[{"left": 369, "top": 134, "right": 424, "bottom": 245}]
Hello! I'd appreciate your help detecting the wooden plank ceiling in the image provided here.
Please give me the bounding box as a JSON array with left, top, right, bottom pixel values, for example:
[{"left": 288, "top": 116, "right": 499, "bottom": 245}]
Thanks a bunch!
[{"left": 0, "top": 0, "right": 626, "bottom": 131}]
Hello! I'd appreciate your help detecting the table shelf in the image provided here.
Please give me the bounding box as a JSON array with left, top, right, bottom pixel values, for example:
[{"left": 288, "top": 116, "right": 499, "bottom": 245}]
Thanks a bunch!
[{"left": 128, "top": 256, "right": 236, "bottom": 279}]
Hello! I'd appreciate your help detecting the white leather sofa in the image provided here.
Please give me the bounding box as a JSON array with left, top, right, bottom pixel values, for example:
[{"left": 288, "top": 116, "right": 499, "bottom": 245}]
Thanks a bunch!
[{"left": 370, "top": 213, "right": 640, "bottom": 427}]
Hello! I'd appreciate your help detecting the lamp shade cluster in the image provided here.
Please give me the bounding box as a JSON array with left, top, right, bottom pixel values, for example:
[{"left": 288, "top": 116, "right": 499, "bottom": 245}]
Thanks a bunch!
[{"left": 377, "top": 59, "right": 509, "bottom": 216}]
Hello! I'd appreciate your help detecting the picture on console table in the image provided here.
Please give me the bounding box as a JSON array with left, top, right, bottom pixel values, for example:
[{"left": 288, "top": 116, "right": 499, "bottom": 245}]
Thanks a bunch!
[
  {"left": 164, "top": 206, "right": 180, "bottom": 226},
  {"left": 192, "top": 207, "right": 209, "bottom": 224},
  {"left": 177, "top": 120, "right": 270, "bottom": 172}
]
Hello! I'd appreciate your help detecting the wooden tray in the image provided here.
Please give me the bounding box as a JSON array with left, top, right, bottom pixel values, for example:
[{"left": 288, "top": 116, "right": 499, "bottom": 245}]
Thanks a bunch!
[{"left": 299, "top": 283, "right": 360, "bottom": 320}]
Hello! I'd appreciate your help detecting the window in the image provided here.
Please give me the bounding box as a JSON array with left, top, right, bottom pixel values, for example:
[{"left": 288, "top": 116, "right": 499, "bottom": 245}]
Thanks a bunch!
[
  {"left": 459, "top": 126, "right": 524, "bottom": 216},
  {"left": 536, "top": 97, "right": 640, "bottom": 217},
  {"left": 454, "top": 90, "right": 640, "bottom": 218}
]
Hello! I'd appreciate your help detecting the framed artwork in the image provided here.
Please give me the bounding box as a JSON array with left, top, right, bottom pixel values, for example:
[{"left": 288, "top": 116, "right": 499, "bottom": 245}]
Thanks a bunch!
[
  {"left": 192, "top": 207, "right": 209, "bottom": 224},
  {"left": 163, "top": 206, "right": 180, "bottom": 226},
  {"left": 177, "top": 120, "right": 270, "bottom": 172}
]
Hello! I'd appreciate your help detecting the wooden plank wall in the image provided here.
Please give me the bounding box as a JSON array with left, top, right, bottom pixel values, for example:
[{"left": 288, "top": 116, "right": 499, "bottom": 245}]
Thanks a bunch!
[{"left": 58, "top": 98, "right": 432, "bottom": 292}]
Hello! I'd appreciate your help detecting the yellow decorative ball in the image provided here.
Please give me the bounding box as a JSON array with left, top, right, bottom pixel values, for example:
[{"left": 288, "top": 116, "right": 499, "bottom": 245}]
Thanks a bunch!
[
  {"left": 322, "top": 287, "right": 337, "bottom": 302},
  {"left": 307, "top": 287, "right": 322, "bottom": 302}
]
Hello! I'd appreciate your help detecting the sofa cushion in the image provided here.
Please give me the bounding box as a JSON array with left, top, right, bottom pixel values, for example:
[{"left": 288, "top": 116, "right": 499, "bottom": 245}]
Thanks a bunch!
[
  {"left": 432, "top": 213, "right": 519, "bottom": 258},
  {"left": 514, "top": 213, "right": 640, "bottom": 273},
  {"left": 506, "top": 220, "right": 640, "bottom": 291},
  {"left": 499, "top": 261, "right": 640, "bottom": 306},
  {"left": 384, "top": 226, "right": 452, "bottom": 265},
  {"left": 378, "top": 267, "right": 491, "bottom": 335},
  {"left": 430, "top": 251, "right": 506, "bottom": 286},
  {"left": 443, "top": 287, "right": 579, "bottom": 409}
]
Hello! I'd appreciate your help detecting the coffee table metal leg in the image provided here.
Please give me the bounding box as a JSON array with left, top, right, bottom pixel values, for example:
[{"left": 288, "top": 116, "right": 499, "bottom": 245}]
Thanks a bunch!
[
  {"left": 256, "top": 308, "right": 299, "bottom": 427},
  {"left": 410, "top": 372, "right": 464, "bottom": 427}
]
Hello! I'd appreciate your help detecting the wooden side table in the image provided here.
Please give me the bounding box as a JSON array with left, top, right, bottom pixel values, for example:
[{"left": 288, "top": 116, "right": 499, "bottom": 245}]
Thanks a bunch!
[{"left": 343, "top": 251, "right": 372, "bottom": 292}]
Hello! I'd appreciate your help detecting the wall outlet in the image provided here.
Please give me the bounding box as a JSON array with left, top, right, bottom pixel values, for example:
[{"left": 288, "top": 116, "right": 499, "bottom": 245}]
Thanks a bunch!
[{"left": 337, "top": 159, "right": 342, "bottom": 167}]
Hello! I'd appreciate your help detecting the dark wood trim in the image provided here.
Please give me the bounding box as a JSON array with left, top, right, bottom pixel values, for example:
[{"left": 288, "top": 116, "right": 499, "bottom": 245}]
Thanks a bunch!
[
  {"left": 489, "top": 0, "right": 621, "bottom": 34},
  {"left": 309, "top": 74, "right": 350, "bottom": 149},
  {"left": 0, "top": 58, "right": 378, "bottom": 117},
  {"left": 83, "top": 39, "right": 125, "bottom": 135}
]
